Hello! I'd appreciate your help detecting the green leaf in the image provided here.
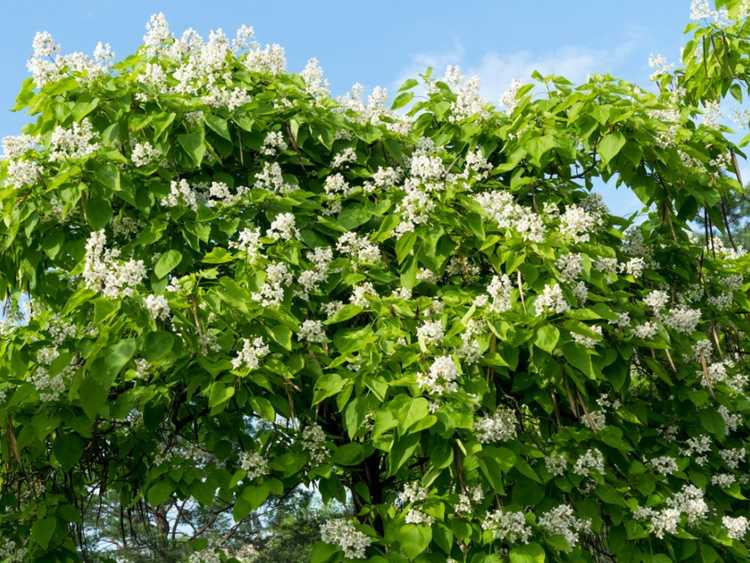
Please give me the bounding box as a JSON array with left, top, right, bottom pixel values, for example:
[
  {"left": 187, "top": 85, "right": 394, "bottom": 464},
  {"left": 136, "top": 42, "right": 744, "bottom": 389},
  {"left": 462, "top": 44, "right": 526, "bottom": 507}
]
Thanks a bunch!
[
  {"left": 313, "top": 374, "right": 345, "bottom": 405},
  {"left": 209, "top": 382, "right": 235, "bottom": 409},
  {"left": 526, "top": 135, "right": 556, "bottom": 166},
  {"left": 597, "top": 132, "right": 626, "bottom": 166},
  {"left": 178, "top": 132, "right": 206, "bottom": 166},
  {"left": 205, "top": 114, "right": 232, "bottom": 140},
  {"left": 266, "top": 324, "right": 292, "bottom": 351},
  {"left": 54, "top": 434, "right": 84, "bottom": 472},
  {"left": 510, "top": 542, "right": 546, "bottom": 563},
  {"left": 396, "top": 397, "right": 430, "bottom": 435},
  {"left": 154, "top": 249, "right": 183, "bottom": 278},
  {"left": 93, "top": 162, "right": 121, "bottom": 191},
  {"left": 324, "top": 304, "right": 362, "bottom": 324},
  {"left": 30, "top": 516, "right": 57, "bottom": 549},
  {"left": 147, "top": 480, "right": 173, "bottom": 505},
  {"left": 398, "top": 524, "right": 432, "bottom": 559},
  {"left": 534, "top": 325, "right": 560, "bottom": 353},
  {"left": 310, "top": 542, "right": 339, "bottom": 563},
  {"left": 333, "top": 443, "right": 368, "bottom": 465},
  {"left": 84, "top": 194, "right": 112, "bottom": 229},
  {"left": 391, "top": 91, "right": 414, "bottom": 110}
]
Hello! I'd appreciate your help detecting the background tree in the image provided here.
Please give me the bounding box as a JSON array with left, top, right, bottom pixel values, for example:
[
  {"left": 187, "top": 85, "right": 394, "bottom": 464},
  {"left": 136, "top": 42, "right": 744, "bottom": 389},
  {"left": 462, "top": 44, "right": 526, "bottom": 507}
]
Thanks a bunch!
[{"left": 1, "top": 3, "right": 750, "bottom": 562}]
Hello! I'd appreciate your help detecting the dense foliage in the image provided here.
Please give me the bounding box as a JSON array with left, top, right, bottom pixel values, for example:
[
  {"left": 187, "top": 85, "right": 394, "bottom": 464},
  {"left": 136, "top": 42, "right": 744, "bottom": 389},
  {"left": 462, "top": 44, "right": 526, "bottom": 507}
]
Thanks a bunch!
[{"left": 2, "top": 1, "right": 750, "bottom": 561}]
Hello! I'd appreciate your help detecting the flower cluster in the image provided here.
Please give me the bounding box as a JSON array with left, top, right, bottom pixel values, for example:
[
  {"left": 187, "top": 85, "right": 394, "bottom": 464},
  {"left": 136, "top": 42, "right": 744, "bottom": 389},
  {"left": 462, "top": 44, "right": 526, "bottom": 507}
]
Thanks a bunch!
[
  {"left": 231, "top": 337, "right": 270, "bottom": 370},
  {"left": 83, "top": 231, "right": 146, "bottom": 298},
  {"left": 319, "top": 519, "right": 371, "bottom": 560}
]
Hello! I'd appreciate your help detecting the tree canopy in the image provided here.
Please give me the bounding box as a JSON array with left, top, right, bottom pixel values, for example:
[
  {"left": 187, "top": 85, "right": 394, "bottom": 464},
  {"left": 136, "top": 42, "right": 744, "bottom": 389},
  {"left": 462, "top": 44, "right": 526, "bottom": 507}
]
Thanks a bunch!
[{"left": 2, "top": 1, "right": 750, "bottom": 561}]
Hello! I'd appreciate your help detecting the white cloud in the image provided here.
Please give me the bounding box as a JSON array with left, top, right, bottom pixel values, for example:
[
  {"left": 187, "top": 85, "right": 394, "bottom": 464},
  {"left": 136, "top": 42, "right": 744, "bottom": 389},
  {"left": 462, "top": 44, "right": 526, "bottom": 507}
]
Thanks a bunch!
[{"left": 394, "top": 32, "right": 641, "bottom": 101}]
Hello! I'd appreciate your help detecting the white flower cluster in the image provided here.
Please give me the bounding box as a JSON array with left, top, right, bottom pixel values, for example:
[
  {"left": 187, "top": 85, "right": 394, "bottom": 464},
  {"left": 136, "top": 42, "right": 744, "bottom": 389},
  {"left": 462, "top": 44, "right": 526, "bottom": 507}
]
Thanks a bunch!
[
  {"left": 417, "top": 355, "right": 459, "bottom": 395},
  {"left": 556, "top": 253, "right": 583, "bottom": 281},
  {"left": 454, "top": 485, "right": 483, "bottom": 516},
  {"left": 682, "top": 435, "right": 712, "bottom": 466},
  {"left": 500, "top": 79, "right": 523, "bottom": 114},
  {"left": 320, "top": 519, "right": 371, "bottom": 560},
  {"left": 301, "top": 57, "right": 329, "bottom": 98},
  {"left": 572, "top": 324, "right": 603, "bottom": 350},
  {"left": 720, "top": 447, "right": 746, "bottom": 470},
  {"left": 559, "top": 204, "right": 602, "bottom": 244},
  {"left": 474, "top": 191, "right": 544, "bottom": 242},
  {"left": 719, "top": 405, "right": 742, "bottom": 434},
  {"left": 266, "top": 212, "right": 299, "bottom": 241},
  {"left": 27, "top": 31, "right": 113, "bottom": 88},
  {"left": 636, "top": 483, "right": 709, "bottom": 539},
  {"left": 252, "top": 262, "right": 292, "bottom": 307},
  {"left": 336, "top": 232, "right": 381, "bottom": 264},
  {"left": 83, "top": 230, "right": 146, "bottom": 298},
  {"left": 229, "top": 228, "right": 262, "bottom": 262},
  {"left": 255, "top": 161, "right": 294, "bottom": 193},
  {"left": 297, "top": 246, "right": 334, "bottom": 297},
  {"left": 723, "top": 515, "right": 749, "bottom": 541},
  {"left": 417, "top": 320, "right": 444, "bottom": 348},
  {"left": 482, "top": 274, "right": 513, "bottom": 313},
  {"left": 649, "top": 455, "right": 678, "bottom": 476},
  {"left": 535, "top": 283, "right": 568, "bottom": 316},
  {"left": 573, "top": 448, "right": 605, "bottom": 477},
  {"left": 350, "top": 282, "right": 377, "bottom": 307},
  {"left": 332, "top": 147, "right": 357, "bottom": 168},
  {"left": 475, "top": 407, "right": 517, "bottom": 443},
  {"left": 302, "top": 423, "right": 328, "bottom": 465},
  {"left": 538, "top": 504, "right": 591, "bottom": 547},
  {"left": 298, "top": 319, "right": 326, "bottom": 343},
  {"left": 49, "top": 119, "right": 99, "bottom": 162},
  {"left": 261, "top": 131, "right": 287, "bottom": 156},
  {"left": 397, "top": 482, "right": 429, "bottom": 506},
  {"left": 442, "top": 65, "right": 488, "bottom": 122},
  {"left": 405, "top": 508, "right": 434, "bottom": 525},
  {"left": 545, "top": 452, "right": 568, "bottom": 477},
  {"left": 5, "top": 159, "right": 42, "bottom": 188},
  {"left": 162, "top": 178, "right": 199, "bottom": 210},
  {"left": 580, "top": 409, "right": 606, "bottom": 432},
  {"left": 239, "top": 451, "right": 269, "bottom": 481},
  {"left": 144, "top": 294, "right": 170, "bottom": 321},
  {"left": 481, "top": 508, "right": 532, "bottom": 543},
  {"left": 231, "top": 337, "right": 270, "bottom": 370},
  {"left": 131, "top": 141, "right": 161, "bottom": 167}
]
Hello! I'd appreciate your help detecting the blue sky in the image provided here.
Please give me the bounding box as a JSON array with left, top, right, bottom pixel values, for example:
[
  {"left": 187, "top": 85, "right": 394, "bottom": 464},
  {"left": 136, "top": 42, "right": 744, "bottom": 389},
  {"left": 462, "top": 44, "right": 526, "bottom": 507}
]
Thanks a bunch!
[{"left": 0, "top": 0, "right": 697, "bottom": 213}]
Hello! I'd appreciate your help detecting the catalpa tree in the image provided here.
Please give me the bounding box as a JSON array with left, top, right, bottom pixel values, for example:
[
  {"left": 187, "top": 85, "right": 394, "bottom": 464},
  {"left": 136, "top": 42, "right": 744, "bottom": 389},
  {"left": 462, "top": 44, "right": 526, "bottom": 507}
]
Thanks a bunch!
[{"left": 2, "top": 1, "right": 750, "bottom": 561}]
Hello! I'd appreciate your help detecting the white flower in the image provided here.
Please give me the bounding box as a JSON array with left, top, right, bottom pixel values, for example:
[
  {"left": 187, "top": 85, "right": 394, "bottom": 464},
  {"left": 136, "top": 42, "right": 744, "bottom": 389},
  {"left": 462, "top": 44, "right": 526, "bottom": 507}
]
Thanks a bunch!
[
  {"left": 266, "top": 212, "right": 299, "bottom": 241},
  {"left": 633, "top": 321, "right": 658, "bottom": 339},
  {"left": 723, "top": 515, "right": 749, "bottom": 541},
  {"left": 475, "top": 407, "right": 517, "bottom": 443},
  {"left": 255, "top": 161, "right": 293, "bottom": 193},
  {"left": 481, "top": 508, "right": 531, "bottom": 543},
  {"left": 5, "top": 159, "right": 42, "bottom": 188},
  {"left": 302, "top": 423, "right": 328, "bottom": 465},
  {"left": 261, "top": 131, "right": 287, "bottom": 156},
  {"left": 417, "top": 355, "right": 459, "bottom": 395},
  {"left": 538, "top": 505, "right": 591, "bottom": 547},
  {"left": 500, "top": 79, "right": 523, "bottom": 113},
  {"left": 332, "top": 148, "right": 357, "bottom": 168},
  {"left": 320, "top": 519, "right": 371, "bottom": 560},
  {"left": 336, "top": 232, "right": 381, "bottom": 263},
  {"left": 301, "top": 57, "right": 329, "bottom": 97},
  {"left": 231, "top": 337, "right": 270, "bottom": 370},
  {"left": 664, "top": 306, "right": 701, "bottom": 334},
  {"left": 83, "top": 230, "right": 146, "bottom": 298},
  {"left": 405, "top": 508, "right": 434, "bottom": 525},
  {"left": 556, "top": 253, "right": 583, "bottom": 281},
  {"left": 559, "top": 204, "right": 601, "bottom": 243},
  {"left": 2, "top": 134, "right": 37, "bottom": 158},
  {"left": 649, "top": 456, "right": 678, "bottom": 476},
  {"left": 298, "top": 320, "right": 326, "bottom": 343},
  {"left": 252, "top": 262, "right": 293, "bottom": 307},
  {"left": 572, "top": 324, "right": 602, "bottom": 349},
  {"left": 144, "top": 294, "right": 170, "bottom": 321},
  {"left": 162, "top": 178, "right": 199, "bottom": 210},
  {"left": 580, "top": 409, "right": 606, "bottom": 432},
  {"left": 244, "top": 43, "right": 287, "bottom": 75},
  {"left": 239, "top": 451, "right": 269, "bottom": 481},
  {"left": 49, "top": 119, "right": 99, "bottom": 162},
  {"left": 644, "top": 290, "right": 670, "bottom": 313},
  {"left": 131, "top": 142, "right": 161, "bottom": 167},
  {"left": 486, "top": 274, "right": 513, "bottom": 313},
  {"left": 573, "top": 448, "right": 605, "bottom": 477},
  {"left": 229, "top": 228, "right": 262, "bottom": 262},
  {"left": 534, "top": 283, "right": 568, "bottom": 315},
  {"left": 417, "top": 320, "right": 444, "bottom": 347},
  {"left": 143, "top": 13, "right": 172, "bottom": 51},
  {"left": 350, "top": 282, "right": 377, "bottom": 307},
  {"left": 545, "top": 453, "right": 568, "bottom": 477}
]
